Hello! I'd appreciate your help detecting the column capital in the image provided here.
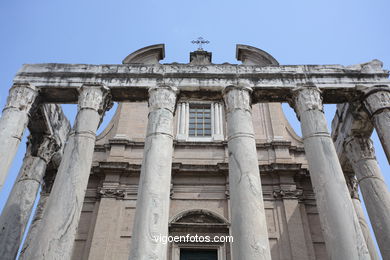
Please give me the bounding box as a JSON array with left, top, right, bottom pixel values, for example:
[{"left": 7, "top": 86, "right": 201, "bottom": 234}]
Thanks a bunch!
[
  {"left": 357, "top": 85, "right": 390, "bottom": 117},
  {"left": 222, "top": 84, "right": 252, "bottom": 113},
  {"left": 36, "top": 136, "right": 60, "bottom": 163},
  {"left": 4, "top": 83, "right": 39, "bottom": 112},
  {"left": 344, "top": 136, "right": 376, "bottom": 163},
  {"left": 289, "top": 83, "right": 323, "bottom": 120},
  {"left": 78, "top": 84, "right": 113, "bottom": 115},
  {"left": 345, "top": 173, "right": 360, "bottom": 200},
  {"left": 148, "top": 85, "right": 178, "bottom": 113},
  {"left": 27, "top": 134, "right": 60, "bottom": 163}
]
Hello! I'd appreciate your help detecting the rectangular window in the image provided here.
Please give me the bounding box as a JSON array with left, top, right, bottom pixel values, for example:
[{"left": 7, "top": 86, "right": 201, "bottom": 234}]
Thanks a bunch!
[{"left": 188, "top": 103, "right": 212, "bottom": 137}]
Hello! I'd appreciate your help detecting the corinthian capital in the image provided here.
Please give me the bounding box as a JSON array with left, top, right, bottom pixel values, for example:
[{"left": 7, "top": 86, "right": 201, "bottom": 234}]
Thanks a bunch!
[
  {"left": 28, "top": 135, "right": 60, "bottom": 163},
  {"left": 4, "top": 83, "right": 38, "bottom": 112},
  {"left": 78, "top": 85, "right": 113, "bottom": 115},
  {"left": 222, "top": 85, "right": 252, "bottom": 113},
  {"left": 289, "top": 83, "right": 323, "bottom": 120},
  {"left": 148, "top": 85, "right": 178, "bottom": 113},
  {"left": 358, "top": 85, "right": 390, "bottom": 117},
  {"left": 344, "top": 136, "right": 376, "bottom": 163}
]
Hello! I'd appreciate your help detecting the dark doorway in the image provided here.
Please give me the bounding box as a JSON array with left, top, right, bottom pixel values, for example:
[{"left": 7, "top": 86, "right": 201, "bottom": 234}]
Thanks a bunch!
[{"left": 180, "top": 248, "right": 218, "bottom": 260}]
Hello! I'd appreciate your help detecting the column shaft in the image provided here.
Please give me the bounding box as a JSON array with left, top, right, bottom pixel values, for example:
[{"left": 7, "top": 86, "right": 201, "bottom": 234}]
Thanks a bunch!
[
  {"left": 223, "top": 85, "right": 271, "bottom": 260},
  {"left": 129, "top": 86, "right": 177, "bottom": 260},
  {"left": 345, "top": 136, "right": 390, "bottom": 259},
  {"left": 0, "top": 84, "right": 38, "bottom": 191},
  {"left": 345, "top": 173, "right": 380, "bottom": 260},
  {"left": 20, "top": 191, "right": 49, "bottom": 255},
  {"left": 0, "top": 135, "right": 57, "bottom": 260},
  {"left": 19, "top": 85, "right": 111, "bottom": 260},
  {"left": 362, "top": 87, "right": 390, "bottom": 162},
  {"left": 291, "top": 85, "right": 370, "bottom": 259}
]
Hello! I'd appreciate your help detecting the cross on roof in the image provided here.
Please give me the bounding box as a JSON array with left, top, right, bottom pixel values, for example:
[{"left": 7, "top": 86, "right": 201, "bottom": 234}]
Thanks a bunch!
[{"left": 191, "top": 37, "right": 210, "bottom": 51}]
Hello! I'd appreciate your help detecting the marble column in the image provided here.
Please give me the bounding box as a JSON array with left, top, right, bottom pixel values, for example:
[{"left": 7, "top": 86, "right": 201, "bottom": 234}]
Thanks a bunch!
[
  {"left": 0, "top": 83, "right": 39, "bottom": 191},
  {"left": 345, "top": 173, "right": 380, "bottom": 260},
  {"left": 361, "top": 85, "right": 390, "bottom": 163},
  {"left": 290, "top": 84, "right": 370, "bottom": 259},
  {"left": 345, "top": 136, "right": 390, "bottom": 259},
  {"left": 20, "top": 190, "right": 50, "bottom": 256},
  {"left": 19, "top": 85, "right": 112, "bottom": 260},
  {"left": 129, "top": 85, "right": 177, "bottom": 260},
  {"left": 223, "top": 85, "right": 271, "bottom": 260},
  {"left": 0, "top": 135, "right": 58, "bottom": 260}
]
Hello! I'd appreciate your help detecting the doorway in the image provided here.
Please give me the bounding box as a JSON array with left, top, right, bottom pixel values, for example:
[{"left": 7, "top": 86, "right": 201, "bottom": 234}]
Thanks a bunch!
[{"left": 180, "top": 249, "right": 218, "bottom": 260}]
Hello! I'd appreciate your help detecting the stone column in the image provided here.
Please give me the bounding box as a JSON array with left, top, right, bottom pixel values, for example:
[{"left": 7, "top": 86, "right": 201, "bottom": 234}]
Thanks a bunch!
[
  {"left": 290, "top": 84, "right": 370, "bottom": 260},
  {"left": 0, "top": 135, "right": 58, "bottom": 260},
  {"left": 361, "top": 85, "right": 390, "bottom": 162},
  {"left": 129, "top": 85, "right": 177, "bottom": 260},
  {"left": 223, "top": 85, "right": 271, "bottom": 260},
  {"left": 345, "top": 173, "right": 380, "bottom": 260},
  {"left": 20, "top": 190, "right": 50, "bottom": 256},
  {"left": 0, "top": 83, "right": 39, "bottom": 191},
  {"left": 345, "top": 136, "right": 390, "bottom": 259},
  {"left": 19, "top": 85, "right": 112, "bottom": 260}
]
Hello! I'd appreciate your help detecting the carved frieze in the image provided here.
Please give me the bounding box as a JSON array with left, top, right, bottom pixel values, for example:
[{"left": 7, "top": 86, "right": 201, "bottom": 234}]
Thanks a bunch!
[
  {"left": 98, "top": 188, "right": 126, "bottom": 199},
  {"left": 272, "top": 188, "right": 303, "bottom": 200}
]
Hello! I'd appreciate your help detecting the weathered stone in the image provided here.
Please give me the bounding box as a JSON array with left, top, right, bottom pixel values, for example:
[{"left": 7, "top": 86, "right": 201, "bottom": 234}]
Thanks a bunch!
[
  {"left": 3, "top": 45, "right": 389, "bottom": 260},
  {"left": 0, "top": 83, "right": 38, "bottom": 191},
  {"left": 223, "top": 85, "right": 271, "bottom": 260},
  {"left": 129, "top": 86, "right": 177, "bottom": 260},
  {"left": 19, "top": 85, "right": 112, "bottom": 260},
  {"left": 290, "top": 84, "right": 370, "bottom": 259},
  {"left": 13, "top": 60, "right": 389, "bottom": 103},
  {"left": 0, "top": 134, "right": 58, "bottom": 260},
  {"left": 360, "top": 85, "right": 390, "bottom": 163},
  {"left": 345, "top": 136, "right": 390, "bottom": 259},
  {"left": 345, "top": 173, "right": 380, "bottom": 260},
  {"left": 20, "top": 191, "right": 49, "bottom": 256}
]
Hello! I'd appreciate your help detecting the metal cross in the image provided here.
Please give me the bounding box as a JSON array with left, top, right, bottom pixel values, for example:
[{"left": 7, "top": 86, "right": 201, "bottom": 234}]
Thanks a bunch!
[{"left": 191, "top": 37, "right": 210, "bottom": 50}]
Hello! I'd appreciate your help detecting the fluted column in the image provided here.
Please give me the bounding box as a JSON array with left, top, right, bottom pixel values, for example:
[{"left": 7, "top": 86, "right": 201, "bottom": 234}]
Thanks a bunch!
[
  {"left": 361, "top": 85, "right": 390, "bottom": 162},
  {"left": 290, "top": 84, "right": 370, "bottom": 259},
  {"left": 345, "top": 136, "right": 390, "bottom": 259},
  {"left": 212, "top": 102, "right": 224, "bottom": 141},
  {"left": 0, "top": 83, "right": 39, "bottom": 191},
  {"left": 223, "top": 85, "right": 271, "bottom": 260},
  {"left": 0, "top": 135, "right": 58, "bottom": 260},
  {"left": 129, "top": 85, "right": 177, "bottom": 260},
  {"left": 345, "top": 173, "right": 380, "bottom": 260},
  {"left": 20, "top": 85, "right": 112, "bottom": 260}
]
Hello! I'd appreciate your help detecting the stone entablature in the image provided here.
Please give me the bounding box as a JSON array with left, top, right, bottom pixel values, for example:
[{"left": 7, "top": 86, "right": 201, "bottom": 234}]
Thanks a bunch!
[{"left": 14, "top": 60, "right": 388, "bottom": 103}]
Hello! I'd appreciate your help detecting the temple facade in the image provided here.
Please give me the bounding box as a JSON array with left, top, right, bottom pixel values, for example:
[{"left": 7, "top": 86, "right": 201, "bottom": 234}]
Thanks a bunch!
[{"left": 0, "top": 44, "right": 389, "bottom": 260}]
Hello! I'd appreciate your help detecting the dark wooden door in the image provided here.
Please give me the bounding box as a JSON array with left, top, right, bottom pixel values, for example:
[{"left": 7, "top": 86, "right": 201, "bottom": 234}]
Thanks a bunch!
[{"left": 180, "top": 249, "right": 218, "bottom": 260}]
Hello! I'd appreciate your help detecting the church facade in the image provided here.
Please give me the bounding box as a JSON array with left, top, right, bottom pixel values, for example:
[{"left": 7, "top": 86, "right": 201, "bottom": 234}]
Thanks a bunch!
[{"left": 0, "top": 44, "right": 389, "bottom": 260}]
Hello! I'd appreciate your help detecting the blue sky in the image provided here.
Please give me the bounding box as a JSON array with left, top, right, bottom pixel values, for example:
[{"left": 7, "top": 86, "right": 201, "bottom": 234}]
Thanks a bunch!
[{"left": 0, "top": 0, "right": 389, "bottom": 258}]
